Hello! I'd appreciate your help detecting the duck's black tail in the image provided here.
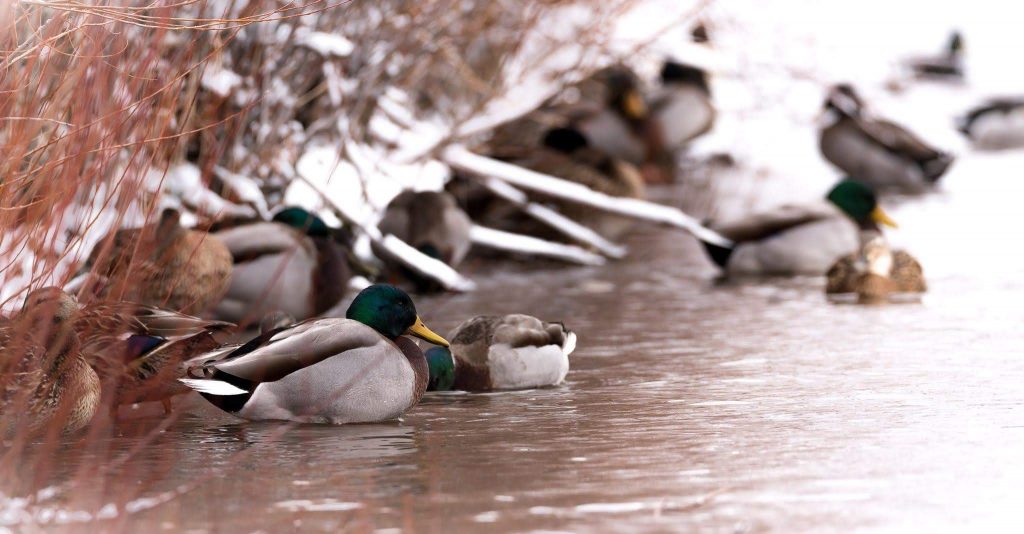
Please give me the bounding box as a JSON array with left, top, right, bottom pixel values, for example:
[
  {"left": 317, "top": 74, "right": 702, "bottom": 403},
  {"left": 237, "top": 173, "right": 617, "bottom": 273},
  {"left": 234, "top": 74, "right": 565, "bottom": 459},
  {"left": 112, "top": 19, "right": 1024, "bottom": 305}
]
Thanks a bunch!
[
  {"left": 700, "top": 239, "right": 734, "bottom": 269},
  {"left": 922, "top": 152, "right": 955, "bottom": 183}
]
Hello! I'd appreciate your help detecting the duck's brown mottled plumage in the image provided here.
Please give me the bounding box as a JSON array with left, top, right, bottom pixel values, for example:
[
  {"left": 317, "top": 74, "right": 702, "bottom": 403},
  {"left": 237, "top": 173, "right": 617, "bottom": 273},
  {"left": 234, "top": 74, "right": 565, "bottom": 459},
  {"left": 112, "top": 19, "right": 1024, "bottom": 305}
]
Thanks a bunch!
[{"left": 826, "top": 250, "right": 927, "bottom": 294}]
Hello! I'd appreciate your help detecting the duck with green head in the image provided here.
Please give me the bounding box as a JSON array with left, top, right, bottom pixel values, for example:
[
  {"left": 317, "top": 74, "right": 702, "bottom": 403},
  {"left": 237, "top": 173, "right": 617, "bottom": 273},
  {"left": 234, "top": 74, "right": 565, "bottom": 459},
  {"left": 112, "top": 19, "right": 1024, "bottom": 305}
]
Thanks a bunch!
[
  {"left": 214, "top": 206, "right": 352, "bottom": 323},
  {"left": 1, "top": 288, "right": 100, "bottom": 436},
  {"left": 180, "top": 284, "right": 449, "bottom": 424},
  {"left": 425, "top": 314, "right": 576, "bottom": 393},
  {"left": 699, "top": 179, "right": 898, "bottom": 275}
]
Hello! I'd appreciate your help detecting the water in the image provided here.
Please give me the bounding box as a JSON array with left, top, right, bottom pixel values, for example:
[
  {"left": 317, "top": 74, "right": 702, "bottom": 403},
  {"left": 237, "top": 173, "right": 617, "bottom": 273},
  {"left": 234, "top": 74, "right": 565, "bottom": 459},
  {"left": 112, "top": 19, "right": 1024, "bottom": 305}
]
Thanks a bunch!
[{"left": 4, "top": 156, "right": 1024, "bottom": 532}]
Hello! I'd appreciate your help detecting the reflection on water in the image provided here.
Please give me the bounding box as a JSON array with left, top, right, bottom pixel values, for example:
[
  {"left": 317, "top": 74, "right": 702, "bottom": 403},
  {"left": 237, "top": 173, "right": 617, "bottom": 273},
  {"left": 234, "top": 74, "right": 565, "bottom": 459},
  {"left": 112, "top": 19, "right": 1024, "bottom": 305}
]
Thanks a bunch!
[{"left": 4, "top": 168, "right": 1024, "bottom": 532}]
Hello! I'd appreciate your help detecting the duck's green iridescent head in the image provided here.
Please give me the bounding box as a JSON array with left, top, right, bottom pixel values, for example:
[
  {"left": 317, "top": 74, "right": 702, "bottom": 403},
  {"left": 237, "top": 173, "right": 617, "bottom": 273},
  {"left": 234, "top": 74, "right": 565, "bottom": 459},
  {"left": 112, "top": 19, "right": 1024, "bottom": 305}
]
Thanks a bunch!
[
  {"left": 273, "top": 207, "right": 331, "bottom": 237},
  {"left": 345, "top": 284, "right": 449, "bottom": 346},
  {"left": 424, "top": 346, "right": 456, "bottom": 391},
  {"left": 826, "top": 179, "right": 898, "bottom": 229}
]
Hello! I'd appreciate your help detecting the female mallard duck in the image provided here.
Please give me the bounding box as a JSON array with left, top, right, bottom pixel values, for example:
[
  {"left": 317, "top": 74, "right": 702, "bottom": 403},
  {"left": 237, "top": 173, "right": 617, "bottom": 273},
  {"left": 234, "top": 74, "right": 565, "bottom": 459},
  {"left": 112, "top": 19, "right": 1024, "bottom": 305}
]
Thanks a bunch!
[
  {"left": 424, "top": 314, "right": 576, "bottom": 392},
  {"left": 905, "top": 31, "right": 964, "bottom": 80},
  {"left": 819, "top": 84, "right": 954, "bottom": 193},
  {"left": 826, "top": 232, "right": 926, "bottom": 303},
  {"left": 80, "top": 208, "right": 232, "bottom": 314},
  {"left": 1, "top": 288, "right": 100, "bottom": 436},
  {"left": 214, "top": 207, "right": 351, "bottom": 324},
  {"left": 957, "top": 97, "right": 1024, "bottom": 150},
  {"left": 700, "top": 179, "right": 897, "bottom": 275},
  {"left": 75, "top": 302, "right": 234, "bottom": 415},
  {"left": 374, "top": 191, "right": 472, "bottom": 292},
  {"left": 179, "top": 284, "right": 449, "bottom": 424},
  {"left": 650, "top": 59, "right": 715, "bottom": 151}
]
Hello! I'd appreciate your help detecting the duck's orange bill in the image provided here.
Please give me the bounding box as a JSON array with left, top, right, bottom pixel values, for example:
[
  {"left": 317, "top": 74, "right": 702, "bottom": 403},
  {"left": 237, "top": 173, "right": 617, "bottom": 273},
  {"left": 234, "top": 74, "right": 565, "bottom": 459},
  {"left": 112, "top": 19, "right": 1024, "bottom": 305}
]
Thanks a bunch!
[
  {"left": 623, "top": 90, "right": 648, "bottom": 119},
  {"left": 871, "top": 206, "right": 898, "bottom": 228},
  {"left": 406, "top": 316, "right": 449, "bottom": 347}
]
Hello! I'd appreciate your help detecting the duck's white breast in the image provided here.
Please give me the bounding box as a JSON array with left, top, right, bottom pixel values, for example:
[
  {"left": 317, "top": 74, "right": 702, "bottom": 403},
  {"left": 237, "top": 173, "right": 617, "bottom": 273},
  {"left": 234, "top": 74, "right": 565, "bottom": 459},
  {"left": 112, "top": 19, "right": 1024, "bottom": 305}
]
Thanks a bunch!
[
  {"left": 486, "top": 343, "right": 569, "bottom": 390},
  {"left": 239, "top": 340, "right": 417, "bottom": 424},
  {"left": 970, "top": 108, "right": 1024, "bottom": 149}
]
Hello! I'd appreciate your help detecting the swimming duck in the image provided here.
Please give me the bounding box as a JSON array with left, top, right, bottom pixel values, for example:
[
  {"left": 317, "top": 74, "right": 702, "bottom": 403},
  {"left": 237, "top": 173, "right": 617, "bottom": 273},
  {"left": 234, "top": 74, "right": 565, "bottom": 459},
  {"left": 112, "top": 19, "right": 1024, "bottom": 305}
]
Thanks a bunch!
[
  {"left": 425, "top": 314, "right": 576, "bottom": 392},
  {"left": 213, "top": 207, "right": 351, "bottom": 324},
  {"left": 180, "top": 284, "right": 449, "bottom": 424},
  {"left": 650, "top": 59, "right": 715, "bottom": 151},
  {"left": 374, "top": 191, "right": 472, "bottom": 292},
  {"left": 1, "top": 288, "right": 100, "bottom": 436},
  {"left": 905, "top": 31, "right": 964, "bottom": 80},
  {"left": 75, "top": 302, "right": 234, "bottom": 414},
  {"left": 79, "top": 208, "right": 232, "bottom": 314},
  {"left": 700, "top": 179, "right": 897, "bottom": 275},
  {"left": 819, "top": 84, "right": 954, "bottom": 193},
  {"left": 957, "top": 98, "right": 1024, "bottom": 150},
  {"left": 826, "top": 232, "right": 926, "bottom": 303}
]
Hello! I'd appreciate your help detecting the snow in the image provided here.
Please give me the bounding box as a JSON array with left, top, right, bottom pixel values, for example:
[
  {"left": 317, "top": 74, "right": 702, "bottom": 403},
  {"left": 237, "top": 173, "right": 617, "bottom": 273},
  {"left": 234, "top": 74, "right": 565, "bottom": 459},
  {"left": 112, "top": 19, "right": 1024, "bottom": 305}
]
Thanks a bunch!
[
  {"left": 296, "top": 29, "right": 355, "bottom": 58},
  {"left": 200, "top": 67, "right": 242, "bottom": 97},
  {"left": 469, "top": 225, "right": 606, "bottom": 266}
]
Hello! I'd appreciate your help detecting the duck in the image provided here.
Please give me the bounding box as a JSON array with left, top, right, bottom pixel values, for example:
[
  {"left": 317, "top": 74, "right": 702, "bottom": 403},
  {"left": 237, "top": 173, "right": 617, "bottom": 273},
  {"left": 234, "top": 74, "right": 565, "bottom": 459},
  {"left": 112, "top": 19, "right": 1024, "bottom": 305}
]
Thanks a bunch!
[
  {"left": 819, "top": 84, "right": 954, "bottom": 193},
  {"left": 650, "top": 59, "right": 715, "bottom": 151},
  {"left": 74, "top": 302, "right": 234, "bottom": 415},
  {"left": 374, "top": 191, "right": 472, "bottom": 292},
  {"left": 905, "top": 31, "right": 964, "bottom": 80},
  {"left": 213, "top": 207, "right": 351, "bottom": 324},
  {"left": 424, "top": 314, "right": 576, "bottom": 392},
  {"left": 957, "top": 97, "right": 1024, "bottom": 150},
  {"left": 699, "top": 179, "right": 898, "bottom": 275},
  {"left": 826, "top": 232, "right": 926, "bottom": 303},
  {"left": 78, "top": 208, "right": 232, "bottom": 314},
  {"left": 1, "top": 288, "right": 100, "bottom": 436},
  {"left": 179, "top": 284, "right": 449, "bottom": 424}
]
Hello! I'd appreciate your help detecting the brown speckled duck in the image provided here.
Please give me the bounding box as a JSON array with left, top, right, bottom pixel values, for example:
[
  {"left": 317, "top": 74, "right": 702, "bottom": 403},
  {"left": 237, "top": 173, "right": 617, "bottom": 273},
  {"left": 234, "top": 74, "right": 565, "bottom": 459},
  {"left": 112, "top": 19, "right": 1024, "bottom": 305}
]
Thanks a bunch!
[
  {"left": 1, "top": 288, "right": 100, "bottom": 436},
  {"left": 826, "top": 232, "right": 926, "bottom": 303},
  {"left": 81, "top": 208, "right": 232, "bottom": 314}
]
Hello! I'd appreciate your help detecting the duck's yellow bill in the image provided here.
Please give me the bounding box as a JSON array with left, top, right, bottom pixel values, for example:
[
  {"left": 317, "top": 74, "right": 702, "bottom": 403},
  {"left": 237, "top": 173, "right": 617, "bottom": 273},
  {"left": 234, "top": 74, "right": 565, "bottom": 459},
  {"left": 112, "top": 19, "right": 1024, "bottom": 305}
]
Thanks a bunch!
[
  {"left": 871, "top": 206, "right": 898, "bottom": 228},
  {"left": 406, "top": 316, "right": 449, "bottom": 347},
  {"left": 623, "top": 90, "right": 647, "bottom": 119}
]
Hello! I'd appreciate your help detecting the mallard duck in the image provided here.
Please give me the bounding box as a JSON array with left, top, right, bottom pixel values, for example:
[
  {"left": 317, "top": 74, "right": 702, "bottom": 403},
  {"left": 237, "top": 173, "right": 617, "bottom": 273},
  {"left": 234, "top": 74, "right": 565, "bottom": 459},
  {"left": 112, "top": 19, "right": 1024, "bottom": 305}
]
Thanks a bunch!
[
  {"left": 74, "top": 302, "right": 234, "bottom": 414},
  {"left": 214, "top": 207, "right": 351, "bottom": 324},
  {"left": 957, "top": 98, "right": 1024, "bottom": 150},
  {"left": 905, "top": 31, "right": 964, "bottom": 79},
  {"left": 826, "top": 232, "right": 926, "bottom": 303},
  {"left": 819, "top": 84, "right": 954, "bottom": 193},
  {"left": 700, "top": 179, "right": 898, "bottom": 275},
  {"left": 179, "top": 284, "right": 448, "bottom": 424},
  {"left": 650, "top": 60, "right": 715, "bottom": 151},
  {"left": 424, "top": 314, "right": 576, "bottom": 392},
  {"left": 374, "top": 191, "right": 472, "bottom": 292},
  {"left": 1, "top": 288, "right": 100, "bottom": 436},
  {"left": 79, "top": 208, "right": 232, "bottom": 314}
]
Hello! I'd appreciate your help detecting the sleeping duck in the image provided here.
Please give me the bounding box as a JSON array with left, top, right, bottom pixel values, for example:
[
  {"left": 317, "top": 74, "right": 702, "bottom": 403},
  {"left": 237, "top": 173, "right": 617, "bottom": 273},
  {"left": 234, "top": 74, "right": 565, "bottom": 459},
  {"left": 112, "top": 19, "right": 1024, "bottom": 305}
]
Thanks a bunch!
[
  {"left": 79, "top": 208, "right": 232, "bottom": 314},
  {"left": 905, "top": 31, "right": 964, "bottom": 80},
  {"left": 424, "top": 314, "right": 576, "bottom": 392},
  {"left": 700, "top": 179, "right": 897, "bottom": 275},
  {"left": 819, "top": 84, "right": 954, "bottom": 193},
  {"left": 957, "top": 98, "right": 1024, "bottom": 150},
  {"left": 1, "top": 288, "right": 100, "bottom": 436},
  {"left": 826, "top": 232, "right": 926, "bottom": 303},
  {"left": 374, "top": 191, "right": 472, "bottom": 292},
  {"left": 180, "top": 284, "right": 448, "bottom": 424},
  {"left": 214, "top": 207, "right": 351, "bottom": 324}
]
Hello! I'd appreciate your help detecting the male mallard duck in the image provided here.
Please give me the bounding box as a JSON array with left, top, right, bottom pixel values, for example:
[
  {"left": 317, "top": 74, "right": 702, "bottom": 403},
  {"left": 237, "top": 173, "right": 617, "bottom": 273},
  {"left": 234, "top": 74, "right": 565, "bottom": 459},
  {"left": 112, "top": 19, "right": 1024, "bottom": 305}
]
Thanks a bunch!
[
  {"left": 957, "top": 98, "right": 1024, "bottom": 150},
  {"left": 75, "top": 302, "right": 234, "bottom": 414},
  {"left": 424, "top": 314, "right": 576, "bottom": 392},
  {"left": 905, "top": 31, "right": 964, "bottom": 80},
  {"left": 1, "top": 288, "right": 100, "bottom": 436},
  {"left": 700, "top": 179, "right": 897, "bottom": 275},
  {"left": 374, "top": 191, "right": 472, "bottom": 292},
  {"left": 180, "top": 284, "right": 448, "bottom": 424},
  {"left": 79, "top": 208, "right": 232, "bottom": 314},
  {"left": 826, "top": 232, "right": 926, "bottom": 303},
  {"left": 214, "top": 207, "right": 351, "bottom": 324},
  {"left": 650, "top": 60, "right": 715, "bottom": 151},
  {"left": 819, "top": 84, "right": 954, "bottom": 193}
]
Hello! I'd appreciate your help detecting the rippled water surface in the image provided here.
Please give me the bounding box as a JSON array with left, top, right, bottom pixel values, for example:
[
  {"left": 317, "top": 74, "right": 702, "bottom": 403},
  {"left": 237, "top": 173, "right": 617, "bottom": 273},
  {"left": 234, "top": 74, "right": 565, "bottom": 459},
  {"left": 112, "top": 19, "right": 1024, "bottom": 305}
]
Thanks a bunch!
[{"left": 5, "top": 160, "right": 1024, "bottom": 532}]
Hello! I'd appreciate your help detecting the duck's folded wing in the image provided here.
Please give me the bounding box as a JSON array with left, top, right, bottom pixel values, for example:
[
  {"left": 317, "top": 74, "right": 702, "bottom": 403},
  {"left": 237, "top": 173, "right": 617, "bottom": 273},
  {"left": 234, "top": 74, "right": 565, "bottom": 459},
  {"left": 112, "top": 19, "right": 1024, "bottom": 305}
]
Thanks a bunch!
[
  {"left": 711, "top": 202, "right": 837, "bottom": 243},
  {"left": 215, "top": 222, "right": 309, "bottom": 263},
  {"left": 857, "top": 118, "right": 942, "bottom": 161},
  {"left": 203, "top": 319, "right": 384, "bottom": 383}
]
